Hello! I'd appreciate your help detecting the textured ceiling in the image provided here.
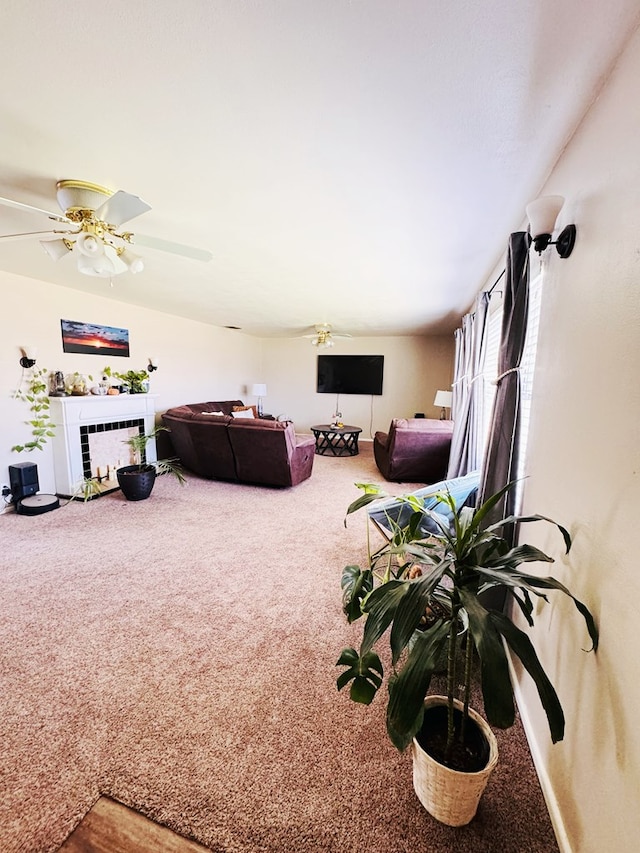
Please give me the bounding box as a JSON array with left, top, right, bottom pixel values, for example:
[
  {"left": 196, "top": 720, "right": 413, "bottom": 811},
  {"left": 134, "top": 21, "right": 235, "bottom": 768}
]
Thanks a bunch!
[{"left": 1, "top": 1, "right": 638, "bottom": 337}]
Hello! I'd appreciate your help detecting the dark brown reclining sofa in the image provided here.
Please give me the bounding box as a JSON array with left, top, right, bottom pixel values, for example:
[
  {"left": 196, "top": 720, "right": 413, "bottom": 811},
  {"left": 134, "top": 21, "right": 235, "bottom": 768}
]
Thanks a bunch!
[{"left": 162, "top": 401, "right": 315, "bottom": 487}]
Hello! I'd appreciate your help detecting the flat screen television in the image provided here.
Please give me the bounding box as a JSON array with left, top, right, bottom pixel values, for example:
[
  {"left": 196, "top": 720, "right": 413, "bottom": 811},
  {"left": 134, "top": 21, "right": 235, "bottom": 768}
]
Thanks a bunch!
[{"left": 317, "top": 355, "right": 384, "bottom": 396}]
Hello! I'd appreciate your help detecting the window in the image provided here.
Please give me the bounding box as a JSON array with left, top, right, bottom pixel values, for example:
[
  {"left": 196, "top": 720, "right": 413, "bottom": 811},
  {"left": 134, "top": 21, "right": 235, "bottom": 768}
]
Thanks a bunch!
[
  {"left": 479, "top": 303, "right": 503, "bottom": 459},
  {"left": 515, "top": 269, "right": 543, "bottom": 506}
]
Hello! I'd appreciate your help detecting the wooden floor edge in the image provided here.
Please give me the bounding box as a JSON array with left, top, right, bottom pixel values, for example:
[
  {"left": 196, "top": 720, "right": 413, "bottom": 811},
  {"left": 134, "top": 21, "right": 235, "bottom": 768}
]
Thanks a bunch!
[{"left": 57, "top": 795, "right": 214, "bottom": 853}]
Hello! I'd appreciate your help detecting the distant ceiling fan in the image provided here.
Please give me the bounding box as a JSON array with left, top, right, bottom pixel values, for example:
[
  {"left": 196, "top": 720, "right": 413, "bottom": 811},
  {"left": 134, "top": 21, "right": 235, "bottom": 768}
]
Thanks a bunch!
[
  {"left": 0, "top": 179, "right": 213, "bottom": 278},
  {"left": 301, "top": 323, "right": 352, "bottom": 348}
]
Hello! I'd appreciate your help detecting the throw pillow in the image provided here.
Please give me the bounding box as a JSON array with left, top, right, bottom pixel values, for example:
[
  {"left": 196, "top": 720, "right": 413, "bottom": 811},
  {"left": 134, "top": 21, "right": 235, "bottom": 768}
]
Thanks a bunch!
[
  {"left": 201, "top": 411, "right": 225, "bottom": 416},
  {"left": 231, "top": 409, "right": 255, "bottom": 419},
  {"left": 232, "top": 404, "right": 258, "bottom": 417}
]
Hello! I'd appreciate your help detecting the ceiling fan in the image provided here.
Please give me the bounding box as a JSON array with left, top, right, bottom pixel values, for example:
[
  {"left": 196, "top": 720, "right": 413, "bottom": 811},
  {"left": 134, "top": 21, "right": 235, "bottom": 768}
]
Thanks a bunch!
[
  {"left": 0, "top": 179, "right": 213, "bottom": 278},
  {"left": 301, "top": 323, "right": 352, "bottom": 348}
]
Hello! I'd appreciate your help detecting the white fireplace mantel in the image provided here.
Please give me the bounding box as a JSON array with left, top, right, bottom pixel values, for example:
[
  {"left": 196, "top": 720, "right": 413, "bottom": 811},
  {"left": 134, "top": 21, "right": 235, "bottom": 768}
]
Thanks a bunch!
[{"left": 50, "top": 394, "right": 158, "bottom": 497}]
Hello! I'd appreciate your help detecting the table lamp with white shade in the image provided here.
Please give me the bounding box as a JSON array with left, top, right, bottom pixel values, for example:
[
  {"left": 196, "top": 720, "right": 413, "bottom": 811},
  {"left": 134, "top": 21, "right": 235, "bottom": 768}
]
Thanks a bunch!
[
  {"left": 252, "top": 383, "right": 267, "bottom": 416},
  {"left": 434, "top": 390, "right": 453, "bottom": 420}
]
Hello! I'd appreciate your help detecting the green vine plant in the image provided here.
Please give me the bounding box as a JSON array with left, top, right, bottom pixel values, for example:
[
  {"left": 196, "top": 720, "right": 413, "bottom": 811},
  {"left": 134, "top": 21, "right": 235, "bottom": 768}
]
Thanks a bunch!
[{"left": 12, "top": 366, "right": 55, "bottom": 452}]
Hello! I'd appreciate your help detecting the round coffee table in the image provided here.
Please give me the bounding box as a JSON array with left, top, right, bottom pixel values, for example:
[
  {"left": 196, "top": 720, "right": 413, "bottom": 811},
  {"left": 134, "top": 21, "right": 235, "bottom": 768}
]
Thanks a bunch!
[{"left": 311, "top": 424, "right": 362, "bottom": 457}]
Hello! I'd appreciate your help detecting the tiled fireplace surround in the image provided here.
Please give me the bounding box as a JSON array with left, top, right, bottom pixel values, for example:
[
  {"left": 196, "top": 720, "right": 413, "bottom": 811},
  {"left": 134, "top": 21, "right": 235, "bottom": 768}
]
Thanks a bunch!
[{"left": 50, "top": 395, "right": 157, "bottom": 497}]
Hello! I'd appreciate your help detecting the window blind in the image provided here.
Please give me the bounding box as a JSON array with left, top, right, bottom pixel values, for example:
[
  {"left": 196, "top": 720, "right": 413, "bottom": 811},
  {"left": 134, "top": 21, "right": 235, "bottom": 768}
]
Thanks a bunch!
[{"left": 515, "top": 270, "right": 543, "bottom": 491}]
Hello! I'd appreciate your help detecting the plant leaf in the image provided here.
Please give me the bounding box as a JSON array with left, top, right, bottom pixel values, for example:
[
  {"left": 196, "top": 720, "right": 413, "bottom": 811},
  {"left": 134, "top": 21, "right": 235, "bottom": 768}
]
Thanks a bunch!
[
  {"left": 468, "top": 480, "right": 516, "bottom": 535},
  {"left": 508, "top": 588, "right": 535, "bottom": 626},
  {"left": 458, "top": 588, "right": 515, "bottom": 729},
  {"left": 487, "top": 513, "right": 572, "bottom": 554},
  {"left": 390, "top": 571, "right": 449, "bottom": 664},
  {"left": 385, "top": 621, "right": 449, "bottom": 751},
  {"left": 335, "top": 647, "right": 384, "bottom": 704},
  {"left": 154, "top": 458, "right": 187, "bottom": 484},
  {"left": 360, "top": 580, "right": 408, "bottom": 656},
  {"left": 486, "top": 543, "right": 555, "bottom": 567},
  {"left": 344, "top": 488, "right": 387, "bottom": 524},
  {"left": 341, "top": 565, "right": 373, "bottom": 623},
  {"left": 489, "top": 610, "right": 565, "bottom": 743},
  {"left": 471, "top": 568, "right": 598, "bottom": 653}
]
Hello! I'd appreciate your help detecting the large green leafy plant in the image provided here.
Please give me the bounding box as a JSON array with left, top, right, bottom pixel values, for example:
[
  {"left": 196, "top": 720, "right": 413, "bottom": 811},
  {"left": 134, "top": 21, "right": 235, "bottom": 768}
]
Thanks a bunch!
[{"left": 336, "top": 481, "right": 598, "bottom": 762}]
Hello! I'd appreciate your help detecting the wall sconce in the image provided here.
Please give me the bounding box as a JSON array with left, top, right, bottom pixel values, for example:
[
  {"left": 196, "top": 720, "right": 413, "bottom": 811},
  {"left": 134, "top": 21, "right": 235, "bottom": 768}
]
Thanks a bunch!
[
  {"left": 525, "top": 195, "right": 576, "bottom": 258},
  {"left": 252, "top": 383, "right": 267, "bottom": 417},
  {"left": 19, "top": 346, "right": 37, "bottom": 369},
  {"left": 434, "top": 389, "right": 452, "bottom": 420},
  {"left": 147, "top": 357, "right": 158, "bottom": 372}
]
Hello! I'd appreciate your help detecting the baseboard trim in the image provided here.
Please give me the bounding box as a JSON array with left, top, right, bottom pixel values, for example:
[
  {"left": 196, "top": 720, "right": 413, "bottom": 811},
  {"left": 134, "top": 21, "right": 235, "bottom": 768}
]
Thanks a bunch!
[{"left": 508, "top": 652, "right": 573, "bottom": 853}]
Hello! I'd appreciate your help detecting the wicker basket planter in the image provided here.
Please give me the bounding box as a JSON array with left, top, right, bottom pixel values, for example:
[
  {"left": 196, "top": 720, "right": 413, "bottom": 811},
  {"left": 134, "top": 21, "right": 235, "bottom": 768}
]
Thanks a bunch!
[{"left": 412, "top": 695, "right": 499, "bottom": 826}]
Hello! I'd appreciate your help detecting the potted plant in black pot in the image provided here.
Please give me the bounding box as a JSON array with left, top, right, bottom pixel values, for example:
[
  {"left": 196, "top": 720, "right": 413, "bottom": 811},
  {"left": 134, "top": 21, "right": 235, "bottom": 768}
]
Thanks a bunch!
[
  {"left": 336, "top": 481, "right": 598, "bottom": 826},
  {"left": 117, "top": 426, "right": 186, "bottom": 501}
]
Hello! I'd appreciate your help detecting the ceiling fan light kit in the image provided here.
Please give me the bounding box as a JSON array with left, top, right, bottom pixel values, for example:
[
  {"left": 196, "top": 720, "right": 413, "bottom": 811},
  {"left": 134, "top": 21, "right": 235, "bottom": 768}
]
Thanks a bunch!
[
  {"left": 119, "top": 249, "right": 145, "bottom": 274},
  {"left": 312, "top": 331, "right": 335, "bottom": 348},
  {"left": 40, "top": 238, "right": 71, "bottom": 261},
  {"left": 1, "top": 178, "right": 213, "bottom": 279},
  {"left": 76, "top": 231, "right": 104, "bottom": 257},
  {"left": 306, "top": 323, "right": 351, "bottom": 348}
]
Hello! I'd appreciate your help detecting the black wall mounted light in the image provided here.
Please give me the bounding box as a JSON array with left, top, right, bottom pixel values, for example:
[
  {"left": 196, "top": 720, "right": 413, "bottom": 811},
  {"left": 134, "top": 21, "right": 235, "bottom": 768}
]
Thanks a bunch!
[
  {"left": 147, "top": 357, "right": 158, "bottom": 372},
  {"left": 19, "top": 347, "right": 37, "bottom": 368},
  {"left": 525, "top": 195, "right": 576, "bottom": 258}
]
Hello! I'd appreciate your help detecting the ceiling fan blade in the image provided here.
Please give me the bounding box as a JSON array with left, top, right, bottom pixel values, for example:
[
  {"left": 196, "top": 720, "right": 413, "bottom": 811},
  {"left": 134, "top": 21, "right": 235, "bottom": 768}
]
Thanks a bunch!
[
  {"left": 94, "top": 190, "right": 151, "bottom": 227},
  {"left": 130, "top": 232, "right": 213, "bottom": 262},
  {"left": 0, "top": 196, "right": 69, "bottom": 223},
  {"left": 0, "top": 229, "right": 60, "bottom": 241},
  {"left": 300, "top": 325, "right": 352, "bottom": 339}
]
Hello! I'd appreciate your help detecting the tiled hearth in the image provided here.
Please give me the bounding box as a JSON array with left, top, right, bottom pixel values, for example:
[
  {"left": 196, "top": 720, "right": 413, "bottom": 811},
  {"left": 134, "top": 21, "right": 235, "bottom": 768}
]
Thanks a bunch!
[{"left": 50, "top": 395, "right": 157, "bottom": 497}]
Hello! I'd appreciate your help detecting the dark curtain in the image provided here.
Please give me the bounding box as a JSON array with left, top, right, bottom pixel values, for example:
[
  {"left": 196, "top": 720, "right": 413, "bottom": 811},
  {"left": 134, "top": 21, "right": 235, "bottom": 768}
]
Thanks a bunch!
[
  {"left": 447, "top": 293, "right": 491, "bottom": 478},
  {"left": 479, "top": 231, "right": 530, "bottom": 543}
]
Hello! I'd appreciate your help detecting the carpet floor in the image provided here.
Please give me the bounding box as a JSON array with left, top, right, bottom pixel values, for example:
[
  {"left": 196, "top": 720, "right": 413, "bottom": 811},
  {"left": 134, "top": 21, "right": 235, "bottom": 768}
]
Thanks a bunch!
[{"left": 0, "top": 442, "right": 560, "bottom": 852}]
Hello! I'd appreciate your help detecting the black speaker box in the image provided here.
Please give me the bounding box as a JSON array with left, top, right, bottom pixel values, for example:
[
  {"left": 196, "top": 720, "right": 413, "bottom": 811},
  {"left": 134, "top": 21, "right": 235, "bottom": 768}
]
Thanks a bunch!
[{"left": 9, "top": 462, "right": 39, "bottom": 501}]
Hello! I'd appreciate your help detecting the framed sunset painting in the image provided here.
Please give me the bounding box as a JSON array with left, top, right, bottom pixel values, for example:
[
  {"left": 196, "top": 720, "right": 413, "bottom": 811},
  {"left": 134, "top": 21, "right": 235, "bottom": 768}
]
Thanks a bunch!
[{"left": 60, "top": 319, "right": 130, "bottom": 357}]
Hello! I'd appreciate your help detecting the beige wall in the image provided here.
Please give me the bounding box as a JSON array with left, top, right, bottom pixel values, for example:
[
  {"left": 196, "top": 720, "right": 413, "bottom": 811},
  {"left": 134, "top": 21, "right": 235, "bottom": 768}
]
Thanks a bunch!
[
  {"left": 260, "top": 334, "right": 454, "bottom": 436},
  {"left": 1, "top": 272, "right": 453, "bottom": 497},
  {"left": 0, "top": 272, "right": 263, "bottom": 495},
  {"left": 483, "top": 24, "right": 640, "bottom": 853}
]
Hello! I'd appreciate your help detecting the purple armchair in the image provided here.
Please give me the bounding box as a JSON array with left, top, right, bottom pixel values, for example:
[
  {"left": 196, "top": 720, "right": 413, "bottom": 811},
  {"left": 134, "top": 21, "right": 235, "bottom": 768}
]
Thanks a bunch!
[{"left": 373, "top": 418, "right": 454, "bottom": 483}]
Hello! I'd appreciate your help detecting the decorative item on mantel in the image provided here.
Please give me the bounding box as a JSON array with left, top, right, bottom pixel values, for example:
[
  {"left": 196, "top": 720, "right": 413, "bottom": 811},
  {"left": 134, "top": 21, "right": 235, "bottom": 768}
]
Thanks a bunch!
[
  {"left": 90, "top": 380, "right": 109, "bottom": 395},
  {"left": 101, "top": 366, "right": 149, "bottom": 394},
  {"left": 49, "top": 371, "right": 68, "bottom": 396}
]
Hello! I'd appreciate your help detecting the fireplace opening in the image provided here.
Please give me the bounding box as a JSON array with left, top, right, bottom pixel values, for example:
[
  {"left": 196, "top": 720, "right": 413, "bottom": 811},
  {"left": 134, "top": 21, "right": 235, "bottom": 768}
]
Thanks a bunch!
[{"left": 80, "top": 418, "right": 146, "bottom": 496}]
